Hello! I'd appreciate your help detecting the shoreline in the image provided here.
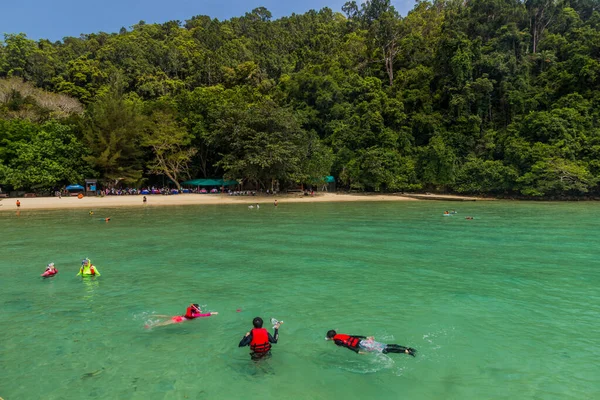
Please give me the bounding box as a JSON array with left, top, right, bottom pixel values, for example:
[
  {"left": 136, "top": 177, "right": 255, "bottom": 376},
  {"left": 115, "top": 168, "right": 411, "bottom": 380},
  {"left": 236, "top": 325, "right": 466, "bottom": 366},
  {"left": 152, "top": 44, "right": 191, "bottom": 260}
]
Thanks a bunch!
[{"left": 0, "top": 192, "right": 488, "bottom": 212}]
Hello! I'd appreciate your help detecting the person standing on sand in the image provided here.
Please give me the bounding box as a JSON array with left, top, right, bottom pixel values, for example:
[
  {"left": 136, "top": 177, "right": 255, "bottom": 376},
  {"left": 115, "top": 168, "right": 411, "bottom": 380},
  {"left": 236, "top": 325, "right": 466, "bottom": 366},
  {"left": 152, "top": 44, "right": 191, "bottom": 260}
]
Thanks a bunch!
[
  {"left": 143, "top": 196, "right": 147, "bottom": 204},
  {"left": 274, "top": 199, "right": 278, "bottom": 207},
  {"left": 16, "top": 200, "right": 21, "bottom": 208}
]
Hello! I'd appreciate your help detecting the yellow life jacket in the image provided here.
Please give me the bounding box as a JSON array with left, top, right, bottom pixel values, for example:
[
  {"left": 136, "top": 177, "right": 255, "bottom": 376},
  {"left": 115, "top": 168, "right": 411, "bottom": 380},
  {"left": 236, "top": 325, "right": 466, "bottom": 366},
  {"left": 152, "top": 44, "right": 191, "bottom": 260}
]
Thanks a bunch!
[{"left": 78, "top": 263, "right": 101, "bottom": 276}]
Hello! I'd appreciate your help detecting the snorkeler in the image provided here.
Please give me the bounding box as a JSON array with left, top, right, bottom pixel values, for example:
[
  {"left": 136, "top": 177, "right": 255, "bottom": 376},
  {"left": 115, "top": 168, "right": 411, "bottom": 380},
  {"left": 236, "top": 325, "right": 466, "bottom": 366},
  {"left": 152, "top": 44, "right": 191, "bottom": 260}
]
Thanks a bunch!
[
  {"left": 41, "top": 263, "right": 58, "bottom": 277},
  {"left": 239, "top": 317, "right": 280, "bottom": 360},
  {"left": 151, "top": 304, "right": 218, "bottom": 327},
  {"left": 326, "top": 330, "right": 416, "bottom": 356},
  {"left": 77, "top": 258, "right": 100, "bottom": 276}
]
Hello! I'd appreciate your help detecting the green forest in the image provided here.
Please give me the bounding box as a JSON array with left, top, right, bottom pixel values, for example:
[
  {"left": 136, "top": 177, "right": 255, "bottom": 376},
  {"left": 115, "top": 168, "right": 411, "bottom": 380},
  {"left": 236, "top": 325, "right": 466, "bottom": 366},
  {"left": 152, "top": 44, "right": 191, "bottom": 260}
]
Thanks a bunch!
[{"left": 1, "top": 0, "right": 600, "bottom": 197}]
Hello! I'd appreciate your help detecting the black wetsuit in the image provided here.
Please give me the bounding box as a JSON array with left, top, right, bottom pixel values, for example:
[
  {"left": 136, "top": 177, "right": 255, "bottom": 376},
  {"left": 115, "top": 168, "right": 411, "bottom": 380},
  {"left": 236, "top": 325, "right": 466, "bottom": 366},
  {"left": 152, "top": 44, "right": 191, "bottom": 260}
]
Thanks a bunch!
[{"left": 239, "top": 328, "right": 279, "bottom": 359}]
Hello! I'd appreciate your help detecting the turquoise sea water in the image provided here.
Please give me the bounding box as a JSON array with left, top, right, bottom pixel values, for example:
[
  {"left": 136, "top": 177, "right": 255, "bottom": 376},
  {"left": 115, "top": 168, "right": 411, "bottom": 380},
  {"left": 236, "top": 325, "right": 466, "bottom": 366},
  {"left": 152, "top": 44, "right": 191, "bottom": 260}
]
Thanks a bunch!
[{"left": 1, "top": 200, "right": 599, "bottom": 399}]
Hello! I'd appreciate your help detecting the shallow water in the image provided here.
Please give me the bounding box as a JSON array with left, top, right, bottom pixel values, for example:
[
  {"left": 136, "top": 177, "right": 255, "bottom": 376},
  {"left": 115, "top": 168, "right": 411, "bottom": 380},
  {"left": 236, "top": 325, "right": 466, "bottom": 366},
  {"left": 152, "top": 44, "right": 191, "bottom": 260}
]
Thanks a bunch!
[{"left": 1, "top": 201, "right": 599, "bottom": 399}]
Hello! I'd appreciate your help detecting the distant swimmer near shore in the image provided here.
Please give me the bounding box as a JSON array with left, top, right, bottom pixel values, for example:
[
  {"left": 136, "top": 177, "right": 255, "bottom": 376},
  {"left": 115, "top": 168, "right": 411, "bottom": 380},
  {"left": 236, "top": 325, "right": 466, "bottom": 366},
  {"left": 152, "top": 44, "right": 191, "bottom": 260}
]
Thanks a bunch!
[{"left": 326, "top": 330, "right": 416, "bottom": 356}]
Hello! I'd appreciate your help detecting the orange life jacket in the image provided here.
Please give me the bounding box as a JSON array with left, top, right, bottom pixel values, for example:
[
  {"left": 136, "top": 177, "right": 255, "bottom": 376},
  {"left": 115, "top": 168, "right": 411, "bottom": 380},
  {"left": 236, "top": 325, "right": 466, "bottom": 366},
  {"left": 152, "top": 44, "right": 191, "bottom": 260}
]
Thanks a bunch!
[
  {"left": 333, "top": 334, "right": 360, "bottom": 349},
  {"left": 250, "top": 328, "right": 271, "bottom": 353}
]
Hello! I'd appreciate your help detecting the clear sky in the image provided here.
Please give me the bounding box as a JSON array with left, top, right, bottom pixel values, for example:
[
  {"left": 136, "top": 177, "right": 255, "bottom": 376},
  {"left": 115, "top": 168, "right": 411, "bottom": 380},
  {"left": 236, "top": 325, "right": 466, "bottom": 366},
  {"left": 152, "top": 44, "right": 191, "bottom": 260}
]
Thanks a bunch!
[{"left": 1, "top": 0, "right": 416, "bottom": 41}]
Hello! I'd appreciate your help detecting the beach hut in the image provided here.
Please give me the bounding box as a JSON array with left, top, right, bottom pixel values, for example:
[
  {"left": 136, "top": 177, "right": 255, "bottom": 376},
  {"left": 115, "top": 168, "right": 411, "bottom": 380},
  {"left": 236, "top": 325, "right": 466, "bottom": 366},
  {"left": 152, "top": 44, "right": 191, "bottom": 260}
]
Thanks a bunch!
[{"left": 85, "top": 179, "right": 97, "bottom": 196}]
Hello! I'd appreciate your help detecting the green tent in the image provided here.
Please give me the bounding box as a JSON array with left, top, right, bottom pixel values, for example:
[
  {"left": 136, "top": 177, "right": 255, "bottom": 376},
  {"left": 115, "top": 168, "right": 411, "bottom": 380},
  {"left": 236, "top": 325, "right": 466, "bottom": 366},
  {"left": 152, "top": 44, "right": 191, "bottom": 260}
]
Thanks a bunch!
[
  {"left": 310, "top": 176, "right": 335, "bottom": 183},
  {"left": 181, "top": 179, "right": 239, "bottom": 186}
]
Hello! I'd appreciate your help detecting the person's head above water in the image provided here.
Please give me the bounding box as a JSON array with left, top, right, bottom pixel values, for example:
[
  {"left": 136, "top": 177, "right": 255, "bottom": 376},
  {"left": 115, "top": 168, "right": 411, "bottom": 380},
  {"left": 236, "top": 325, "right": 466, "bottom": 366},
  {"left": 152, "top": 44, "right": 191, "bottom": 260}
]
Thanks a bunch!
[
  {"left": 253, "top": 317, "right": 264, "bottom": 328},
  {"left": 47, "top": 262, "right": 55, "bottom": 268},
  {"left": 191, "top": 303, "right": 200, "bottom": 312},
  {"left": 326, "top": 330, "right": 337, "bottom": 339}
]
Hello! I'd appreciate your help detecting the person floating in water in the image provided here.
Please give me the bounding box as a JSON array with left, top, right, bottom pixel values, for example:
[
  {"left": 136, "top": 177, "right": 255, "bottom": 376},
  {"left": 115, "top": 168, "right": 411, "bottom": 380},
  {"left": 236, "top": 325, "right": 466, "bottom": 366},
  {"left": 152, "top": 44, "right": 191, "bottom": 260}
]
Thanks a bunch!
[
  {"left": 41, "top": 263, "right": 58, "bottom": 277},
  {"left": 151, "top": 304, "right": 218, "bottom": 327},
  {"left": 326, "top": 330, "right": 416, "bottom": 356},
  {"left": 89, "top": 211, "right": 94, "bottom": 216},
  {"left": 239, "top": 317, "right": 280, "bottom": 360}
]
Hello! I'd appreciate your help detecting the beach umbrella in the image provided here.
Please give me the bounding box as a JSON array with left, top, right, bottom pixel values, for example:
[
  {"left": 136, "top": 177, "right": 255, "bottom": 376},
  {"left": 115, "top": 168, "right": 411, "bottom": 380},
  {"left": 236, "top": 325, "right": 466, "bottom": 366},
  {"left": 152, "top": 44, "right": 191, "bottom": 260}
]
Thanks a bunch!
[{"left": 65, "top": 184, "right": 85, "bottom": 191}]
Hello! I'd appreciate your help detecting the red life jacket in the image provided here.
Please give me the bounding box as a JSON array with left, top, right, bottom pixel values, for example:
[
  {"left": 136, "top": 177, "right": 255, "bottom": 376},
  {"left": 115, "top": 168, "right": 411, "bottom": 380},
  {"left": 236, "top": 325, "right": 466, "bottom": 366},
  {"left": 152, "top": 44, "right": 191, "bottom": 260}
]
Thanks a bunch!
[
  {"left": 185, "top": 307, "right": 197, "bottom": 319},
  {"left": 333, "top": 334, "right": 360, "bottom": 349},
  {"left": 250, "top": 328, "right": 271, "bottom": 353}
]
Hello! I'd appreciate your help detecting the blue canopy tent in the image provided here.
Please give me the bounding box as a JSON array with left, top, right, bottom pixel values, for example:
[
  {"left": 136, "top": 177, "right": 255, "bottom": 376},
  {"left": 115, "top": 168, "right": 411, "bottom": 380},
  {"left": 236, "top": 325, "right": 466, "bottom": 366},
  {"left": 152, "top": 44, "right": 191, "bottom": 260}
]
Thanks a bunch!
[{"left": 65, "top": 184, "right": 85, "bottom": 191}]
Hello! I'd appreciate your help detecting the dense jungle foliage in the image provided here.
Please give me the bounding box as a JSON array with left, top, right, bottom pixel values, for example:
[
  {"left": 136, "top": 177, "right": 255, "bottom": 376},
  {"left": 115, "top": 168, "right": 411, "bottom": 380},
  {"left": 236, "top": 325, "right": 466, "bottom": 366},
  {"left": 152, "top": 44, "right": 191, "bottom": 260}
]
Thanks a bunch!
[{"left": 1, "top": 0, "right": 600, "bottom": 196}]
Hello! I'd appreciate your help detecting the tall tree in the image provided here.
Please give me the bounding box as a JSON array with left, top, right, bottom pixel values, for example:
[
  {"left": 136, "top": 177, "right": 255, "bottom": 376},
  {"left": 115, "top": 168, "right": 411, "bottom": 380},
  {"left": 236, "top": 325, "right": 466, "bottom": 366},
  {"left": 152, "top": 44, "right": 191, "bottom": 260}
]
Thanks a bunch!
[
  {"left": 82, "top": 77, "right": 146, "bottom": 185},
  {"left": 143, "top": 110, "right": 196, "bottom": 189}
]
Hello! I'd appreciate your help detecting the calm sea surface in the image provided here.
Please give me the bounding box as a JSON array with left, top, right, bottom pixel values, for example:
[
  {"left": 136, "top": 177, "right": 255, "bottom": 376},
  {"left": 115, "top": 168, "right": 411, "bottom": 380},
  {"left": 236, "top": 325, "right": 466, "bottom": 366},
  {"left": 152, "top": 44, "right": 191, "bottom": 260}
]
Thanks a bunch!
[{"left": 0, "top": 200, "right": 599, "bottom": 399}]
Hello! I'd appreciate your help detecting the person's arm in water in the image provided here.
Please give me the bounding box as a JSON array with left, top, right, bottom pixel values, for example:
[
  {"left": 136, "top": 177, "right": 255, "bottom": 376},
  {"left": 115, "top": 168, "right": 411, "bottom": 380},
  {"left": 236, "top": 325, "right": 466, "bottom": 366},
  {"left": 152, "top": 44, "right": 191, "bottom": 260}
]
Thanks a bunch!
[
  {"left": 333, "top": 335, "right": 366, "bottom": 353},
  {"left": 192, "top": 312, "right": 218, "bottom": 318},
  {"left": 239, "top": 332, "right": 252, "bottom": 347},
  {"left": 334, "top": 339, "right": 360, "bottom": 353},
  {"left": 268, "top": 327, "right": 279, "bottom": 344}
]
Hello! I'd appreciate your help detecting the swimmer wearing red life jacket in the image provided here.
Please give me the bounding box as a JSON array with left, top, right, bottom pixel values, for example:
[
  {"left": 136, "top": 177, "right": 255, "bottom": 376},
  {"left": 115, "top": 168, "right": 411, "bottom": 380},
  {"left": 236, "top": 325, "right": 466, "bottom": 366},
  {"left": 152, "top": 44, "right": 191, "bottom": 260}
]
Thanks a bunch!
[
  {"left": 151, "top": 304, "right": 218, "bottom": 327},
  {"left": 41, "top": 262, "right": 58, "bottom": 277},
  {"left": 326, "top": 330, "right": 416, "bottom": 356},
  {"left": 239, "top": 317, "right": 280, "bottom": 360}
]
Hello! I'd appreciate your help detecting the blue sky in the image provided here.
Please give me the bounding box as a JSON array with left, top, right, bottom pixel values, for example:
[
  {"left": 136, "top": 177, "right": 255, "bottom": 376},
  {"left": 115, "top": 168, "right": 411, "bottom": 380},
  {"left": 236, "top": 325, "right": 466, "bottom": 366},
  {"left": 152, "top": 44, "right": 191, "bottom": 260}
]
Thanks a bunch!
[{"left": 1, "top": 0, "right": 415, "bottom": 41}]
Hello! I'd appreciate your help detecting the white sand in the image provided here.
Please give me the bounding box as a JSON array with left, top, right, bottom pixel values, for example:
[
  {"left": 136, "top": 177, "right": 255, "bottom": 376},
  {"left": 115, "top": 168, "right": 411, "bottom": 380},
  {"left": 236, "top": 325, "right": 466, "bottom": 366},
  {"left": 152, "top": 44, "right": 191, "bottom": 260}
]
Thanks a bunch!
[{"left": 0, "top": 192, "right": 486, "bottom": 212}]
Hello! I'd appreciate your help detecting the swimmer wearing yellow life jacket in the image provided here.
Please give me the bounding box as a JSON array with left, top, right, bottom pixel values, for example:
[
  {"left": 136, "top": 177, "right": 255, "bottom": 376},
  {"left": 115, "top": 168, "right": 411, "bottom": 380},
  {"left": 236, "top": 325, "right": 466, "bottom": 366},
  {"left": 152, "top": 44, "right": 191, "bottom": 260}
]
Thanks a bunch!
[{"left": 77, "top": 258, "right": 101, "bottom": 276}]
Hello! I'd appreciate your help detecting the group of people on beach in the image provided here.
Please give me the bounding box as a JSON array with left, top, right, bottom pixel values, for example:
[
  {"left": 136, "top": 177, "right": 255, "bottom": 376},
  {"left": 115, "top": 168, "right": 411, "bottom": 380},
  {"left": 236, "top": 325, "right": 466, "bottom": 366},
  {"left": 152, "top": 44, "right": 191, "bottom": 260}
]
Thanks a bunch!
[{"left": 149, "top": 304, "right": 416, "bottom": 360}]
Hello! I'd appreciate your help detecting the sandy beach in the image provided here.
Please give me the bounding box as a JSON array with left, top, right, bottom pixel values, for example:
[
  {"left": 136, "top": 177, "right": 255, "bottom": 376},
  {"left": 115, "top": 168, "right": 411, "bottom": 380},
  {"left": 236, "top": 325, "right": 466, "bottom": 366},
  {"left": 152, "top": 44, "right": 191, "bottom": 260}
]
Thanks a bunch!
[{"left": 0, "top": 192, "right": 486, "bottom": 211}]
